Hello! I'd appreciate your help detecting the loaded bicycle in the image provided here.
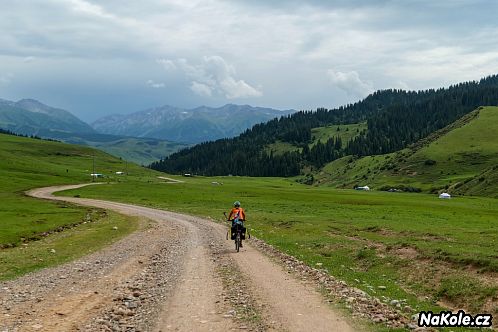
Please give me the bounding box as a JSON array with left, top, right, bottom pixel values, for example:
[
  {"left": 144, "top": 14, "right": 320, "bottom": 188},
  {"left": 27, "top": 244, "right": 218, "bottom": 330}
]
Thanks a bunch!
[{"left": 224, "top": 211, "right": 249, "bottom": 252}]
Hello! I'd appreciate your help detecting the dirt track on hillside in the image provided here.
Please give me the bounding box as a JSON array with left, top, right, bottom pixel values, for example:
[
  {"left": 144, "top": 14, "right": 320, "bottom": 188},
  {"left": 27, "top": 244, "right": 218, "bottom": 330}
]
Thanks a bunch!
[{"left": 0, "top": 184, "right": 355, "bottom": 331}]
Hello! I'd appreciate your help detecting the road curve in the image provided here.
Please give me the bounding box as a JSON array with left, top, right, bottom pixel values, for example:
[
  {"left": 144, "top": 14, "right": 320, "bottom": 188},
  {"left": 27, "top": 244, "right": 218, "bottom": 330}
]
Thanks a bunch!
[{"left": 0, "top": 184, "right": 355, "bottom": 331}]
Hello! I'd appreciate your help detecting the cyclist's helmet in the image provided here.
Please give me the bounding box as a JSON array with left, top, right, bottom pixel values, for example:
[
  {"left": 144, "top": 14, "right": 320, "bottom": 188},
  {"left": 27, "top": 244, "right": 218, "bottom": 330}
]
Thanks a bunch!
[{"left": 233, "top": 201, "right": 241, "bottom": 207}]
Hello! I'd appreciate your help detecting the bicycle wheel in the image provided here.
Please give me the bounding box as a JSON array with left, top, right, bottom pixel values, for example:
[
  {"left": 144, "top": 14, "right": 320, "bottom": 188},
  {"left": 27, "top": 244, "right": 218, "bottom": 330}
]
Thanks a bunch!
[{"left": 235, "top": 232, "right": 240, "bottom": 252}]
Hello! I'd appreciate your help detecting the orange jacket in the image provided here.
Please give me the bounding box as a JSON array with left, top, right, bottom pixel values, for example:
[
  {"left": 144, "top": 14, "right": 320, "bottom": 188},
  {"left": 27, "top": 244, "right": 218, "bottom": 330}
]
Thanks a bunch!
[{"left": 228, "top": 207, "right": 246, "bottom": 221}]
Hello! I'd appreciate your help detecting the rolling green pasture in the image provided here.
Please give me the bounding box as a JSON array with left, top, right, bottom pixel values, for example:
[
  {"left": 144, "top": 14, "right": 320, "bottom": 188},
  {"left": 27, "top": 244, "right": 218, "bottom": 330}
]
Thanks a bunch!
[
  {"left": 0, "top": 133, "right": 150, "bottom": 279},
  {"left": 61, "top": 174, "right": 498, "bottom": 318},
  {"left": 265, "top": 122, "right": 367, "bottom": 156},
  {"left": 264, "top": 140, "right": 302, "bottom": 156},
  {"left": 319, "top": 154, "right": 397, "bottom": 188},
  {"left": 389, "top": 107, "right": 498, "bottom": 191},
  {"left": 318, "top": 107, "right": 498, "bottom": 197},
  {"left": 311, "top": 122, "right": 367, "bottom": 147}
]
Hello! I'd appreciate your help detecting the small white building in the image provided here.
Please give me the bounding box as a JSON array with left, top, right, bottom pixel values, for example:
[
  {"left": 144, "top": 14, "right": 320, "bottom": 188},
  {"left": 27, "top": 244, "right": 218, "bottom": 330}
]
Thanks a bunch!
[
  {"left": 355, "top": 186, "right": 370, "bottom": 191},
  {"left": 439, "top": 192, "right": 451, "bottom": 199},
  {"left": 90, "top": 173, "right": 103, "bottom": 178},
  {"left": 115, "top": 171, "right": 124, "bottom": 175}
]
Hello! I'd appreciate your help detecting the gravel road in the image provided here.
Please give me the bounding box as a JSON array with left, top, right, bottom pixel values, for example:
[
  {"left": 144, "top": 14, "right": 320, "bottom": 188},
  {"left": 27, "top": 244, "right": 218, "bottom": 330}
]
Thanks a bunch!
[{"left": 0, "top": 184, "right": 355, "bottom": 332}]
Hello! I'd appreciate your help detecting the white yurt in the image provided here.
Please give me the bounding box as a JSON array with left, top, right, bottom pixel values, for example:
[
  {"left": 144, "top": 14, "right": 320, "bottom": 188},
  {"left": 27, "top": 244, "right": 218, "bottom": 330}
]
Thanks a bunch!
[
  {"left": 439, "top": 192, "right": 451, "bottom": 199},
  {"left": 355, "top": 186, "right": 370, "bottom": 191}
]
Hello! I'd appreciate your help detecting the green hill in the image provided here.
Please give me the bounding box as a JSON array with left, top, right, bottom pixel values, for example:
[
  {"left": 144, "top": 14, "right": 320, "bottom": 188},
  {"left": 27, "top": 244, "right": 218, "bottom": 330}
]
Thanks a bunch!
[
  {"left": 265, "top": 122, "right": 367, "bottom": 157},
  {"left": 310, "top": 122, "right": 366, "bottom": 147},
  {"left": 318, "top": 106, "right": 498, "bottom": 197},
  {"left": 453, "top": 165, "right": 498, "bottom": 197},
  {"left": 0, "top": 132, "right": 155, "bottom": 279}
]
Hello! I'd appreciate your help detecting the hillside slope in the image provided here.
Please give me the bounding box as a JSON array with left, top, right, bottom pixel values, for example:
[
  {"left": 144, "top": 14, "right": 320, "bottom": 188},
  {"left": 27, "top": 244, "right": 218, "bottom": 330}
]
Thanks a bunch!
[
  {"left": 318, "top": 106, "right": 498, "bottom": 197},
  {"left": 0, "top": 132, "right": 151, "bottom": 195},
  {"left": 0, "top": 99, "right": 95, "bottom": 135}
]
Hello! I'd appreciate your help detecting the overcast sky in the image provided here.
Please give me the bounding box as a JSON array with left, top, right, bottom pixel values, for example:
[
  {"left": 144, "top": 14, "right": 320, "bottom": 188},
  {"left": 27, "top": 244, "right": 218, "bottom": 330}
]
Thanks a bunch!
[{"left": 1, "top": 0, "right": 498, "bottom": 122}]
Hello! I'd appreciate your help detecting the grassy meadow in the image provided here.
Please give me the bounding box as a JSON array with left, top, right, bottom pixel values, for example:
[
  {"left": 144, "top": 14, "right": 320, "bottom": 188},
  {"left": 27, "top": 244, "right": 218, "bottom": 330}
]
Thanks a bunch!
[
  {"left": 311, "top": 122, "right": 367, "bottom": 147},
  {"left": 265, "top": 122, "right": 367, "bottom": 156},
  {"left": 0, "top": 133, "right": 150, "bottom": 279},
  {"left": 316, "top": 107, "right": 498, "bottom": 197},
  {"left": 61, "top": 174, "right": 498, "bottom": 319}
]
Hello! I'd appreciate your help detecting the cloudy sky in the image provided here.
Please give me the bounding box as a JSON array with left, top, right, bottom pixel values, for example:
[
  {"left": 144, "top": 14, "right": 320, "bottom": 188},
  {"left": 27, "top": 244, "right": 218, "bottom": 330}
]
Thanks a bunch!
[{"left": 1, "top": 0, "right": 498, "bottom": 121}]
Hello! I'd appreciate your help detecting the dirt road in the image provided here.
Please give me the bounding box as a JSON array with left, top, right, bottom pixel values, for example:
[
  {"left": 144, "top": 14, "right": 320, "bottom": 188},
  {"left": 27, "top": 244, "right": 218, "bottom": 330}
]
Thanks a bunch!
[{"left": 0, "top": 184, "right": 355, "bottom": 331}]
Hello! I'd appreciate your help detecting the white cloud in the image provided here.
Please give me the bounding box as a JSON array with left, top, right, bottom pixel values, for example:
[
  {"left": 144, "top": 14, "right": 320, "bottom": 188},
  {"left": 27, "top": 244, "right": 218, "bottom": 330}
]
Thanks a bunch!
[
  {"left": 1, "top": 0, "right": 498, "bottom": 118},
  {"left": 383, "top": 46, "right": 498, "bottom": 88},
  {"left": 163, "top": 56, "right": 262, "bottom": 99},
  {"left": 146, "top": 79, "right": 165, "bottom": 88},
  {"left": 219, "top": 76, "right": 263, "bottom": 99},
  {"left": 23, "top": 56, "right": 36, "bottom": 63},
  {"left": 0, "top": 73, "right": 13, "bottom": 86},
  {"left": 190, "top": 81, "right": 212, "bottom": 97},
  {"left": 157, "top": 59, "right": 176, "bottom": 71},
  {"left": 396, "top": 81, "right": 410, "bottom": 90},
  {"left": 327, "top": 70, "right": 373, "bottom": 98},
  {"left": 68, "top": 0, "right": 116, "bottom": 20}
]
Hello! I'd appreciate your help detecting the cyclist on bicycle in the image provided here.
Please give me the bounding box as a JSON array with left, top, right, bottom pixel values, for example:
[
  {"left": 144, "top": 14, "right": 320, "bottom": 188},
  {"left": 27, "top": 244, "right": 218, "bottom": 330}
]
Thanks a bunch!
[{"left": 228, "top": 201, "right": 246, "bottom": 246}]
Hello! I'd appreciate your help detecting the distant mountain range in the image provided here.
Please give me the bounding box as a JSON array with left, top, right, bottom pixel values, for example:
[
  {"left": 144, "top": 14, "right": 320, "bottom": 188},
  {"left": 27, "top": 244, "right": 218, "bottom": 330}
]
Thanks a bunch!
[
  {"left": 92, "top": 104, "right": 295, "bottom": 143},
  {"left": 0, "top": 98, "right": 95, "bottom": 135},
  {"left": 0, "top": 98, "right": 187, "bottom": 164},
  {"left": 0, "top": 98, "right": 294, "bottom": 164}
]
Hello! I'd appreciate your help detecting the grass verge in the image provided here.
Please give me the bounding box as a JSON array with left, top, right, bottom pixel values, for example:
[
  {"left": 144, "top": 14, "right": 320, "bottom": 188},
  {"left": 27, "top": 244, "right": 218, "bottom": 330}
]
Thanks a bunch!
[
  {"left": 0, "top": 133, "right": 154, "bottom": 280},
  {"left": 0, "top": 209, "right": 139, "bottom": 281}
]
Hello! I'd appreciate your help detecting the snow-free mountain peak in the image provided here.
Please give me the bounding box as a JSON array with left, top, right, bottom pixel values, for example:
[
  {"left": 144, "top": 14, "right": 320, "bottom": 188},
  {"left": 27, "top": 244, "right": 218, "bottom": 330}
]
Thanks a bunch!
[
  {"left": 92, "top": 104, "right": 295, "bottom": 143},
  {"left": 0, "top": 98, "right": 95, "bottom": 135}
]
